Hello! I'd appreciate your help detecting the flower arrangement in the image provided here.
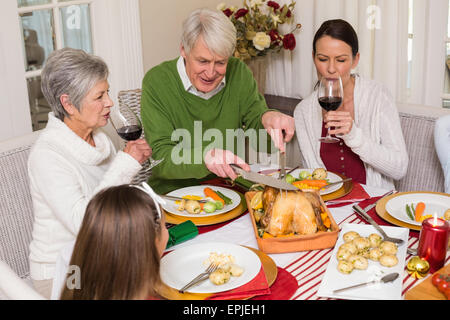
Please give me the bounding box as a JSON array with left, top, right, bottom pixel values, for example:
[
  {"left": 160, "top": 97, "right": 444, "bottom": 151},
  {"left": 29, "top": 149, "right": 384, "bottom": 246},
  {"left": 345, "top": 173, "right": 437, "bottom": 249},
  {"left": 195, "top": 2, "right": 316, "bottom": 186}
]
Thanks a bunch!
[{"left": 218, "top": 0, "right": 301, "bottom": 61}]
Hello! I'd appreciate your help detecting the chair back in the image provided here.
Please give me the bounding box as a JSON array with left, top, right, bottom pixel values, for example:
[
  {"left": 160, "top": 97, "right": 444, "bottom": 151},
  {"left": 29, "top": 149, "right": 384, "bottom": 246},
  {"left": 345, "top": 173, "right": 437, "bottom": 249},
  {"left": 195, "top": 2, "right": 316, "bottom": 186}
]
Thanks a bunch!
[
  {"left": 117, "top": 89, "right": 152, "bottom": 184},
  {"left": 0, "top": 131, "right": 40, "bottom": 285},
  {"left": 394, "top": 104, "right": 450, "bottom": 192}
]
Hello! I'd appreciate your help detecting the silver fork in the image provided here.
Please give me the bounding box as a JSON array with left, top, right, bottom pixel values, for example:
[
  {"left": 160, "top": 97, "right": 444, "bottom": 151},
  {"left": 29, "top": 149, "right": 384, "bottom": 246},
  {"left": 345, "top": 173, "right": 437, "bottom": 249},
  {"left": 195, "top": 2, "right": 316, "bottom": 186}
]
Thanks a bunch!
[
  {"left": 178, "top": 263, "right": 219, "bottom": 293},
  {"left": 353, "top": 204, "right": 405, "bottom": 245}
]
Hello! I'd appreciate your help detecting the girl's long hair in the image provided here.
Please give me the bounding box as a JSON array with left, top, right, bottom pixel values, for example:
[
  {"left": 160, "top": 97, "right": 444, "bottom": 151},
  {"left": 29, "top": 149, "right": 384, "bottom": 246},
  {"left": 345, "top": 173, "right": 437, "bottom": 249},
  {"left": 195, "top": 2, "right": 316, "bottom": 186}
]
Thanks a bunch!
[{"left": 60, "top": 185, "right": 162, "bottom": 300}]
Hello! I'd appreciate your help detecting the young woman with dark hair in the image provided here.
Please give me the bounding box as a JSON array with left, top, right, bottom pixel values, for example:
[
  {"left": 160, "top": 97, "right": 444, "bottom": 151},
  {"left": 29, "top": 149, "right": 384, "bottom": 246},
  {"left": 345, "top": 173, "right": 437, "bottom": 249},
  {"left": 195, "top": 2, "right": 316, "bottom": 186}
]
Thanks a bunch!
[{"left": 294, "top": 19, "right": 408, "bottom": 189}]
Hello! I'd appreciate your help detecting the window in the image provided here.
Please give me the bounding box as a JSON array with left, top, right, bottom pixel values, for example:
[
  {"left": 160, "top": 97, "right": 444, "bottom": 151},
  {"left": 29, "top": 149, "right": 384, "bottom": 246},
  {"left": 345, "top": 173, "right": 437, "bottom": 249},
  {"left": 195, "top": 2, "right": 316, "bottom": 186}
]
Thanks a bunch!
[
  {"left": 17, "top": 0, "right": 93, "bottom": 130},
  {"left": 0, "top": 0, "right": 143, "bottom": 142},
  {"left": 407, "top": 0, "right": 449, "bottom": 108}
]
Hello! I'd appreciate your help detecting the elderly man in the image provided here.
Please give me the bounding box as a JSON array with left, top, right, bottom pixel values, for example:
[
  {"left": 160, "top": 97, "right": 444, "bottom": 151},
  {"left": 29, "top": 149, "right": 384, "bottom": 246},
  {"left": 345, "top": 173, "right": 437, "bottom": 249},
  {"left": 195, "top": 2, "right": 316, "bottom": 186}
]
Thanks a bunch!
[{"left": 141, "top": 8, "right": 295, "bottom": 194}]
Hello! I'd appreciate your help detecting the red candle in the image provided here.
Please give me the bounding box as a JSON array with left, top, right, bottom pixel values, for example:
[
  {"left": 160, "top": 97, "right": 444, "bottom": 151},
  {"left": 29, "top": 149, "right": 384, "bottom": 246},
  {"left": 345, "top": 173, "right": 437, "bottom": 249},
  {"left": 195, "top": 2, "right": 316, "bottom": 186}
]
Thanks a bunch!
[{"left": 417, "top": 216, "right": 449, "bottom": 273}]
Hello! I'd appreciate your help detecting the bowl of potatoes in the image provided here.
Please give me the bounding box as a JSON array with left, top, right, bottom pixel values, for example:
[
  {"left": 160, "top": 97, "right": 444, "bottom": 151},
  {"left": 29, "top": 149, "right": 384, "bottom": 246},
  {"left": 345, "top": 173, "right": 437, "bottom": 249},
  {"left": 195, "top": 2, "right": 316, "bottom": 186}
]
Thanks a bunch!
[{"left": 317, "top": 223, "right": 409, "bottom": 300}]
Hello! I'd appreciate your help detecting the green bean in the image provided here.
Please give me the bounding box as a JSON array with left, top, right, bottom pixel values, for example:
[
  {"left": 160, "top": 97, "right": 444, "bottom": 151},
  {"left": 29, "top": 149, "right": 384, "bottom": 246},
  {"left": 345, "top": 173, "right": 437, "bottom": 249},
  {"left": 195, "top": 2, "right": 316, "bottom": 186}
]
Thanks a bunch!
[{"left": 406, "top": 204, "right": 415, "bottom": 221}]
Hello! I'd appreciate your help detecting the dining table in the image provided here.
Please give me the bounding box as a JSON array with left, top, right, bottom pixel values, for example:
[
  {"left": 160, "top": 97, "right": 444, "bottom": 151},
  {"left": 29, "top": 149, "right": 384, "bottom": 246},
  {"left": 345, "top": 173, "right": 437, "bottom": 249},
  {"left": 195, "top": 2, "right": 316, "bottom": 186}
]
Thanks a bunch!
[{"left": 163, "top": 163, "right": 450, "bottom": 300}]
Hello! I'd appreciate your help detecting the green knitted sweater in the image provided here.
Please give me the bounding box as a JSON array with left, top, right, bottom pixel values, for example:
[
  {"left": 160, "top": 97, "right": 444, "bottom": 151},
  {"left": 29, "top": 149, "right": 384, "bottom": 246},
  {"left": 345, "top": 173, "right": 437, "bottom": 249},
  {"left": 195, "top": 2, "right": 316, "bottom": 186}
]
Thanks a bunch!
[{"left": 141, "top": 57, "right": 273, "bottom": 194}]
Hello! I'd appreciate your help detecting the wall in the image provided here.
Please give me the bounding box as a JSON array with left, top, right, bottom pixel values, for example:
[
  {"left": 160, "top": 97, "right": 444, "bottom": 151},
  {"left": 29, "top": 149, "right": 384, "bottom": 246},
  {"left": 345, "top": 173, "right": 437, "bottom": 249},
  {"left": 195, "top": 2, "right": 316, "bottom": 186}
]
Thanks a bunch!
[{"left": 139, "top": 0, "right": 242, "bottom": 73}]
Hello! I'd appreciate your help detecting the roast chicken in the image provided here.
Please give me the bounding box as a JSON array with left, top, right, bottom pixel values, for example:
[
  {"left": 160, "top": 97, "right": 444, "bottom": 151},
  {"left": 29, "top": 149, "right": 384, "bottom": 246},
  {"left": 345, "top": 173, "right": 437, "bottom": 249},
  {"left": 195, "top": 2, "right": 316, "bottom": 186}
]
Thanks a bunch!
[{"left": 260, "top": 186, "right": 328, "bottom": 236}]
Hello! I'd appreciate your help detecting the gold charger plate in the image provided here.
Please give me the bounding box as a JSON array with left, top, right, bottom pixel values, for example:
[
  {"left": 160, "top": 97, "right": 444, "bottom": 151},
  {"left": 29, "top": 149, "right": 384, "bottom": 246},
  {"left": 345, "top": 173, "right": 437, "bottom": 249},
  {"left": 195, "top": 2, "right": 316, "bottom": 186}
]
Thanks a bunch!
[
  {"left": 163, "top": 191, "right": 247, "bottom": 226},
  {"left": 321, "top": 172, "right": 354, "bottom": 202},
  {"left": 157, "top": 246, "right": 278, "bottom": 300},
  {"left": 375, "top": 191, "right": 450, "bottom": 231}
]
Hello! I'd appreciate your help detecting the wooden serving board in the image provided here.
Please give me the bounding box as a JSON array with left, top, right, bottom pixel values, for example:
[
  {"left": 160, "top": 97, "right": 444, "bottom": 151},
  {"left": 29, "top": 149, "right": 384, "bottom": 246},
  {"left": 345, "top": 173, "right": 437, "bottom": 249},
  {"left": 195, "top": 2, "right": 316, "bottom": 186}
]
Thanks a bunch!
[{"left": 405, "top": 263, "right": 450, "bottom": 300}]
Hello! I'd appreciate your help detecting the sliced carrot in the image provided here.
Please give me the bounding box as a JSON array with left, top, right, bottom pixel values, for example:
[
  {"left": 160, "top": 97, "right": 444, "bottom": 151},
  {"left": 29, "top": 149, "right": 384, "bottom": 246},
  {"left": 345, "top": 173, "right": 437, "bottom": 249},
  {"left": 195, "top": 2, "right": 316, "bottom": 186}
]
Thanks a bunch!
[
  {"left": 262, "top": 232, "right": 294, "bottom": 238},
  {"left": 262, "top": 232, "right": 274, "bottom": 239},
  {"left": 277, "top": 232, "right": 295, "bottom": 238},
  {"left": 321, "top": 212, "right": 331, "bottom": 229},
  {"left": 293, "top": 179, "right": 328, "bottom": 189},
  {"left": 204, "top": 187, "right": 225, "bottom": 205},
  {"left": 415, "top": 202, "right": 425, "bottom": 222}
]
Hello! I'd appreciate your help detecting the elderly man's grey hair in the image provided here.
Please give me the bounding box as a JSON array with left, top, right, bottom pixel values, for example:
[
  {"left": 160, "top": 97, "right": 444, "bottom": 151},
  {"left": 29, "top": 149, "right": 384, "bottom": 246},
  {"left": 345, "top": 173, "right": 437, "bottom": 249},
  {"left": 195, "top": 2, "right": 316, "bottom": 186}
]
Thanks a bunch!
[
  {"left": 40, "top": 48, "right": 109, "bottom": 121},
  {"left": 181, "top": 8, "right": 237, "bottom": 58}
]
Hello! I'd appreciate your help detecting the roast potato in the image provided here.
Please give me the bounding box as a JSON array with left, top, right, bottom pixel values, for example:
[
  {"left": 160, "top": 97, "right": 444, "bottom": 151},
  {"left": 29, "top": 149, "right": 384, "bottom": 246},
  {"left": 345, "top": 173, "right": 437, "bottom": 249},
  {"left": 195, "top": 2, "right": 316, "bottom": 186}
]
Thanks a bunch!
[
  {"left": 368, "top": 233, "right": 383, "bottom": 248},
  {"left": 380, "top": 241, "right": 398, "bottom": 255},
  {"left": 343, "top": 231, "right": 360, "bottom": 243},
  {"left": 379, "top": 254, "right": 398, "bottom": 267}
]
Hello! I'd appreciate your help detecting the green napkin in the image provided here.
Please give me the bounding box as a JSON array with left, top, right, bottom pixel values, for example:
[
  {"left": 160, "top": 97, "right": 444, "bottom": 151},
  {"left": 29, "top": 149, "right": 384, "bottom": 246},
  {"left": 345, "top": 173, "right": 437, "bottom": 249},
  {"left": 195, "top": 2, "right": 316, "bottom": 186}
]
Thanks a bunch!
[{"left": 166, "top": 220, "right": 198, "bottom": 249}]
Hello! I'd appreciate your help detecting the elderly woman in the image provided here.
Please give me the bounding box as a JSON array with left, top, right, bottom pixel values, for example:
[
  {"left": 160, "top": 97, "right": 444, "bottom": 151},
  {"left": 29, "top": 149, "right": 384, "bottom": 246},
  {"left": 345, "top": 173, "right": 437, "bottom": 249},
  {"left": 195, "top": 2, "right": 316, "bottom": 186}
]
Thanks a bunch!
[
  {"left": 141, "top": 8, "right": 295, "bottom": 194},
  {"left": 294, "top": 19, "right": 408, "bottom": 189},
  {"left": 27, "top": 48, "right": 151, "bottom": 298}
]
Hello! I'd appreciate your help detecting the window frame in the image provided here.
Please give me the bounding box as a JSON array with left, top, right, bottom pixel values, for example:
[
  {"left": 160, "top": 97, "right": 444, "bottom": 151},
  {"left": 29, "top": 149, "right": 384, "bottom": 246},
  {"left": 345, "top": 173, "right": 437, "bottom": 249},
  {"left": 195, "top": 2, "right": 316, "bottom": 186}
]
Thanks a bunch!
[{"left": 0, "top": 0, "right": 144, "bottom": 142}]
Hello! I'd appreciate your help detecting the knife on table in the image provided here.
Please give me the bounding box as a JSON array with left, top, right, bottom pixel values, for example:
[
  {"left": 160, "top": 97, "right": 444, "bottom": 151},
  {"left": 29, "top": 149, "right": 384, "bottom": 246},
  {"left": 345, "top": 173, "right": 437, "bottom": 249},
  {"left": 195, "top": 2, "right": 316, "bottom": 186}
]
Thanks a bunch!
[
  {"left": 230, "top": 164, "right": 298, "bottom": 191},
  {"left": 161, "top": 195, "right": 208, "bottom": 203},
  {"left": 360, "top": 190, "right": 395, "bottom": 213}
]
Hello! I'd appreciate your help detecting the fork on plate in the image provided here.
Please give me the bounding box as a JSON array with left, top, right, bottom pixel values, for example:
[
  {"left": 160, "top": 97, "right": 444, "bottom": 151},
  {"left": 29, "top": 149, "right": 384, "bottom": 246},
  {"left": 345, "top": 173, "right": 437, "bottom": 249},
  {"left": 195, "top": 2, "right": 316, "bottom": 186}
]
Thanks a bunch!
[{"left": 178, "top": 262, "right": 219, "bottom": 293}]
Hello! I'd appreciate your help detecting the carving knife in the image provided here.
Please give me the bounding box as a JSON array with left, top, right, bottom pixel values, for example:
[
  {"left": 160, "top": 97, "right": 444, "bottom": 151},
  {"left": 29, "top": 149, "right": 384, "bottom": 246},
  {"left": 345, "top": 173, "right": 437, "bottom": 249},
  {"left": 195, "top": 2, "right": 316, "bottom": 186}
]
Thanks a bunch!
[
  {"left": 279, "top": 149, "right": 286, "bottom": 180},
  {"left": 230, "top": 164, "right": 298, "bottom": 191}
]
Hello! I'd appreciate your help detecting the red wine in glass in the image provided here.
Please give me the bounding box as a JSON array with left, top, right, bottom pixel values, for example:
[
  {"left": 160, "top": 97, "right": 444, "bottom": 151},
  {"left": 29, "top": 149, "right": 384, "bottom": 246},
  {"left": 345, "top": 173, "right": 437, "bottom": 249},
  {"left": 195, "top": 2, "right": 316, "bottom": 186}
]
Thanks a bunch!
[
  {"left": 318, "top": 76, "right": 343, "bottom": 143},
  {"left": 116, "top": 125, "right": 142, "bottom": 141},
  {"left": 318, "top": 97, "right": 342, "bottom": 111},
  {"left": 110, "top": 105, "right": 163, "bottom": 170}
]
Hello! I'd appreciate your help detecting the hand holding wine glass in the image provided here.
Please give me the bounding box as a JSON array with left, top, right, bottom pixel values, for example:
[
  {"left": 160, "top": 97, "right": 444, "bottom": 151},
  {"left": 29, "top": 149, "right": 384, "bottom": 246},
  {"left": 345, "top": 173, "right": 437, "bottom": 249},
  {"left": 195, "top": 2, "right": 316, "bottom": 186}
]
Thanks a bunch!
[
  {"left": 110, "top": 104, "right": 163, "bottom": 169},
  {"left": 318, "top": 76, "right": 343, "bottom": 143}
]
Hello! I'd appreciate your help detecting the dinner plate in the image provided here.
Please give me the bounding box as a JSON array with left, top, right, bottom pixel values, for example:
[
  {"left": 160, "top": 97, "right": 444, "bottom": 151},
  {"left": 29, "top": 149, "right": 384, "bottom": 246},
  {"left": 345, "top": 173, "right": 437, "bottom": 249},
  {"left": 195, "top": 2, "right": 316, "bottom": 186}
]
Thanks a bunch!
[
  {"left": 161, "top": 185, "right": 241, "bottom": 218},
  {"left": 157, "top": 246, "right": 277, "bottom": 300},
  {"left": 259, "top": 168, "right": 343, "bottom": 195},
  {"left": 289, "top": 168, "right": 343, "bottom": 195},
  {"left": 160, "top": 242, "right": 261, "bottom": 294},
  {"left": 163, "top": 191, "right": 246, "bottom": 226},
  {"left": 385, "top": 193, "right": 450, "bottom": 227},
  {"left": 317, "top": 223, "right": 409, "bottom": 300}
]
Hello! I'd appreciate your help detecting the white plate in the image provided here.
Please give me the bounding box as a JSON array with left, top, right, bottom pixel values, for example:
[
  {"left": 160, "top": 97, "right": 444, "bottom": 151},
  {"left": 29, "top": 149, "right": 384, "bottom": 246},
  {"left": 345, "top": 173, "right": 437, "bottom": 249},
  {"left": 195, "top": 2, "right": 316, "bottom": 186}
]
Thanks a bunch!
[
  {"left": 317, "top": 223, "right": 408, "bottom": 300},
  {"left": 385, "top": 193, "right": 450, "bottom": 227},
  {"left": 160, "top": 242, "right": 261, "bottom": 293},
  {"left": 260, "top": 168, "right": 343, "bottom": 195},
  {"left": 161, "top": 185, "right": 241, "bottom": 217}
]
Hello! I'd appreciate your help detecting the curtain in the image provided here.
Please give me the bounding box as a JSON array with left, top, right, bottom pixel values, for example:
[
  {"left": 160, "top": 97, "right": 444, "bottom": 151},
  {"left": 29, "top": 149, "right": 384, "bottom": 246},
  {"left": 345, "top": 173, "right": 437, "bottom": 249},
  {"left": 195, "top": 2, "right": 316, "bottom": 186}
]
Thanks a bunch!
[{"left": 265, "top": 0, "right": 410, "bottom": 102}]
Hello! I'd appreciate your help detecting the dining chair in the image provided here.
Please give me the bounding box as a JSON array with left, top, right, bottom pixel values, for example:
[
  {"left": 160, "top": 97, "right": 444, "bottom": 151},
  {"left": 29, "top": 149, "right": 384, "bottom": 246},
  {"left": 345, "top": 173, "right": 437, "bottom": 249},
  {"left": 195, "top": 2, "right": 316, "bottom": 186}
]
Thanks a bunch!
[
  {"left": 117, "top": 89, "right": 152, "bottom": 184},
  {"left": 0, "top": 131, "right": 40, "bottom": 290}
]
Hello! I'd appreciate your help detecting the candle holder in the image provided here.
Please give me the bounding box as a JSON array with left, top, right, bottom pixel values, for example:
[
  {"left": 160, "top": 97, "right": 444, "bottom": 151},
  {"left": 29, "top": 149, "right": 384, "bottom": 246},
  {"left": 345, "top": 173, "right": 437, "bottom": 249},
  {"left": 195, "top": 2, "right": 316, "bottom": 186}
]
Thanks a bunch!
[{"left": 417, "top": 216, "right": 449, "bottom": 273}]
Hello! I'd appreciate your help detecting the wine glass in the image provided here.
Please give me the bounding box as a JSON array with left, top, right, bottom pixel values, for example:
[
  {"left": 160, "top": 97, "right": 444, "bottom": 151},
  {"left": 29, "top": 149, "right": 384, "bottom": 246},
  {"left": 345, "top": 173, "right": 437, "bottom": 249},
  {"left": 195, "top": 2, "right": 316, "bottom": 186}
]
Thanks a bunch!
[
  {"left": 109, "top": 105, "right": 163, "bottom": 170},
  {"left": 318, "top": 76, "right": 343, "bottom": 143}
]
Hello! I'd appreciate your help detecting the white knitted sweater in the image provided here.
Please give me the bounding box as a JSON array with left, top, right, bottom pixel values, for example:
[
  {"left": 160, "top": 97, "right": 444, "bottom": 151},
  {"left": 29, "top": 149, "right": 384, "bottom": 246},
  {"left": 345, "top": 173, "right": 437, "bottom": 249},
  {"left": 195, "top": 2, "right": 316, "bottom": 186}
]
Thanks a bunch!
[
  {"left": 27, "top": 113, "right": 142, "bottom": 280},
  {"left": 293, "top": 75, "right": 408, "bottom": 189}
]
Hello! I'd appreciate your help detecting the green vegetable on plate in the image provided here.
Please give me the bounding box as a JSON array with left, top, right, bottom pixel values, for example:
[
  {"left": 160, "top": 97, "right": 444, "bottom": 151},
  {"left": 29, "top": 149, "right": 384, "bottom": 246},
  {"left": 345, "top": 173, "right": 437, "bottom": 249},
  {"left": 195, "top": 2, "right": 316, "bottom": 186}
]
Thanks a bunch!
[
  {"left": 299, "top": 170, "right": 310, "bottom": 180},
  {"left": 215, "top": 190, "right": 232, "bottom": 205},
  {"left": 405, "top": 204, "right": 415, "bottom": 221},
  {"left": 203, "top": 201, "right": 218, "bottom": 213},
  {"left": 285, "top": 174, "right": 296, "bottom": 184},
  {"left": 214, "top": 200, "right": 224, "bottom": 210}
]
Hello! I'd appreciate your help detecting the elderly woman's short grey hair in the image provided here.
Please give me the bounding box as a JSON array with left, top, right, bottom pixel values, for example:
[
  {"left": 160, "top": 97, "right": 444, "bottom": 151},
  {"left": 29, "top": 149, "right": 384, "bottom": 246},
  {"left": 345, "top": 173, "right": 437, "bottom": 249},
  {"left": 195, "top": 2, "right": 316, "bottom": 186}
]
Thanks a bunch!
[
  {"left": 41, "top": 48, "right": 109, "bottom": 121},
  {"left": 181, "top": 8, "right": 236, "bottom": 58}
]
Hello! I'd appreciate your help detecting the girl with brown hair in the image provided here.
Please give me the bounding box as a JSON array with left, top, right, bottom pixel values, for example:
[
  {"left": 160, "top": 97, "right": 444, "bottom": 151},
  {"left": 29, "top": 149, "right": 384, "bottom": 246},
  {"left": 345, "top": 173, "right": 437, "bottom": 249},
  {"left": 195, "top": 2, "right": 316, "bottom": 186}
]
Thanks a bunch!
[{"left": 59, "top": 184, "right": 168, "bottom": 299}]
